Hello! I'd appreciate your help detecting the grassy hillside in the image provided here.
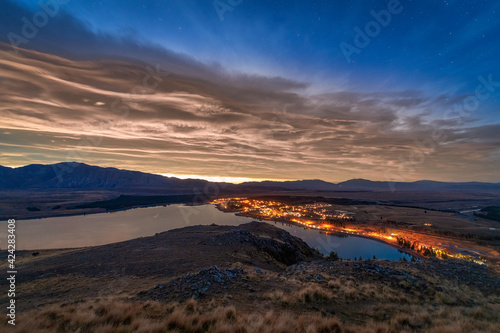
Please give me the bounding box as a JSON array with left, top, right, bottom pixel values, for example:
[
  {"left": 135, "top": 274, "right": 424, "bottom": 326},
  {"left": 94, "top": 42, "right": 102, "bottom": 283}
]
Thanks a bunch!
[{"left": 1, "top": 222, "right": 498, "bottom": 332}]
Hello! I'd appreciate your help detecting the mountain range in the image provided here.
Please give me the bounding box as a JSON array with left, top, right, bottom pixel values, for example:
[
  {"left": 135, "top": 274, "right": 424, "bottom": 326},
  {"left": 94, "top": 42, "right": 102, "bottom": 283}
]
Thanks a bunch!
[
  {"left": 1, "top": 162, "right": 499, "bottom": 192},
  {"left": 0, "top": 162, "right": 209, "bottom": 190}
]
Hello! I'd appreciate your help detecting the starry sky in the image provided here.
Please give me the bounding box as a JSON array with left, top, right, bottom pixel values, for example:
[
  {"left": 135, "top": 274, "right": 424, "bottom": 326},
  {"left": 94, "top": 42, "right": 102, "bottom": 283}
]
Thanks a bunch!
[{"left": 0, "top": 0, "right": 499, "bottom": 182}]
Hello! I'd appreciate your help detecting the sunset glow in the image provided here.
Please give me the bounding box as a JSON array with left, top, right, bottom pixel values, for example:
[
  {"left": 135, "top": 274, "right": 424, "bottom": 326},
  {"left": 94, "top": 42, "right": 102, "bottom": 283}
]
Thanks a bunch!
[
  {"left": 159, "top": 174, "right": 283, "bottom": 184},
  {"left": 0, "top": 1, "right": 499, "bottom": 182}
]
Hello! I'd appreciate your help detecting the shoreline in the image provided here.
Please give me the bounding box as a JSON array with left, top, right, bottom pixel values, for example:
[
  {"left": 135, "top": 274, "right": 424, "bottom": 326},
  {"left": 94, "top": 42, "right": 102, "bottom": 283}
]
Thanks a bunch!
[
  {"left": 1, "top": 203, "right": 423, "bottom": 260},
  {"left": 1, "top": 202, "right": 200, "bottom": 222},
  {"left": 5, "top": 203, "right": 479, "bottom": 263},
  {"left": 232, "top": 212, "right": 425, "bottom": 260}
]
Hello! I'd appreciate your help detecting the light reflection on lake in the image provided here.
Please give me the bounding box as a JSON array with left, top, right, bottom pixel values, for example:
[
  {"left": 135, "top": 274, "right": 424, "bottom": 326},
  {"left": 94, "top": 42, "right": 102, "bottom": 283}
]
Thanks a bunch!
[
  {"left": 269, "top": 220, "right": 412, "bottom": 260},
  {"left": 0, "top": 204, "right": 412, "bottom": 260}
]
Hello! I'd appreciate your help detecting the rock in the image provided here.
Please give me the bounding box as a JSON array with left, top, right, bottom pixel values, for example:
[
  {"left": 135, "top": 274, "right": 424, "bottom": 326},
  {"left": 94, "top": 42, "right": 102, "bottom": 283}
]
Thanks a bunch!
[
  {"left": 226, "top": 270, "right": 238, "bottom": 279},
  {"left": 141, "top": 265, "right": 247, "bottom": 302},
  {"left": 208, "top": 225, "right": 322, "bottom": 266}
]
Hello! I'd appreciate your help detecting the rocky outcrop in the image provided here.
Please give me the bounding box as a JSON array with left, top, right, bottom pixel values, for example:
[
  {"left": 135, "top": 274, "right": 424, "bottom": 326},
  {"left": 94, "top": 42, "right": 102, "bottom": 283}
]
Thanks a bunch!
[
  {"left": 209, "top": 222, "right": 322, "bottom": 265},
  {"left": 139, "top": 265, "right": 246, "bottom": 301}
]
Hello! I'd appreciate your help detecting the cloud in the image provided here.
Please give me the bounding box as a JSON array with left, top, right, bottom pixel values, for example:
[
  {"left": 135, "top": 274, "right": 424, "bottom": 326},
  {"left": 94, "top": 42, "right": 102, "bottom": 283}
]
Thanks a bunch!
[
  {"left": 0, "top": 1, "right": 498, "bottom": 182},
  {"left": 1, "top": 43, "right": 499, "bottom": 182},
  {"left": 0, "top": 0, "right": 306, "bottom": 95}
]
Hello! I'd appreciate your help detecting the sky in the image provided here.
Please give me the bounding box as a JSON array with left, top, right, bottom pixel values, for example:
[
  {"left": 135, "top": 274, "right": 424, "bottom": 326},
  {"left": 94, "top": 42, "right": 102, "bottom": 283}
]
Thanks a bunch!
[{"left": 0, "top": 0, "right": 499, "bottom": 182}]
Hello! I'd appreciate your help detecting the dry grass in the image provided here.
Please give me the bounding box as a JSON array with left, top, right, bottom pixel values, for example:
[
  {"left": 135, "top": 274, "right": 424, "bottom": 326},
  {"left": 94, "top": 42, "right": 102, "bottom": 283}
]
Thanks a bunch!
[
  {"left": 3, "top": 259, "right": 497, "bottom": 332},
  {"left": 2, "top": 291, "right": 497, "bottom": 333},
  {"left": 269, "top": 277, "right": 408, "bottom": 305},
  {"left": 0, "top": 298, "right": 345, "bottom": 333},
  {"left": 262, "top": 276, "right": 500, "bottom": 333}
]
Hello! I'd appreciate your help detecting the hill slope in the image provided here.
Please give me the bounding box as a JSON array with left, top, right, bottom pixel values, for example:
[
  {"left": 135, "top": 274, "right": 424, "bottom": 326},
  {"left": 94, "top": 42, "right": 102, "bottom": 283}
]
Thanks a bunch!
[{"left": 0, "top": 222, "right": 498, "bottom": 332}]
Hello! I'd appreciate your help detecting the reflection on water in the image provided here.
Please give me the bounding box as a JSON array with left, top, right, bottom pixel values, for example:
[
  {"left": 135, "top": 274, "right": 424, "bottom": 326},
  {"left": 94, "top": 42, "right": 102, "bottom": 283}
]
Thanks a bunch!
[
  {"left": 267, "top": 221, "right": 412, "bottom": 260},
  {"left": 0, "top": 204, "right": 411, "bottom": 260},
  {"left": 1, "top": 205, "right": 252, "bottom": 250}
]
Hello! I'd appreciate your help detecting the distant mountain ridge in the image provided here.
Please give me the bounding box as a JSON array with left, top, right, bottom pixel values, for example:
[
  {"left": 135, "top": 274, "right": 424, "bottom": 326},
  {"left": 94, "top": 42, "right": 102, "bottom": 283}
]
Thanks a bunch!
[
  {"left": 242, "top": 178, "right": 500, "bottom": 192},
  {"left": 1, "top": 162, "right": 499, "bottom": 192},
  {"left": 0, "top": 162, "right": 209, "bottom": 190}
]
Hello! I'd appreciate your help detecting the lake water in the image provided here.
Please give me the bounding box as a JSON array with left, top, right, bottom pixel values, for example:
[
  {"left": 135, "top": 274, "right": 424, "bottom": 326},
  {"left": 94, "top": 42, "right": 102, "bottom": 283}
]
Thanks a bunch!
[{"left": 0, "top": 204, "right": 412, "bottom": 260}]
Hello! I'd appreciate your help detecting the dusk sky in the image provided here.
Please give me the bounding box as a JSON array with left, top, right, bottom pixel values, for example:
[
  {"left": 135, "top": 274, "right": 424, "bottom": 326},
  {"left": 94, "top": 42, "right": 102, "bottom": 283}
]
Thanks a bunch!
[{"left": 0, "top": 0, "right": 499, "bottom": 182}]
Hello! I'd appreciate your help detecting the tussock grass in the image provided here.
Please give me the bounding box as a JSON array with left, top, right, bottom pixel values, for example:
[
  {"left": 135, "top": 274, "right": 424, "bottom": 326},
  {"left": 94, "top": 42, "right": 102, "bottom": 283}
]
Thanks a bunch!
[
  {"left": 0, "top": 296, "right": 498, "bottom": 333},
  {"left": 262, "top": 277, "right": 500, "bottom": 333},
  {"left": 0, "top": 298, "right": 350, "bottom": 333},
  {"left": 270, "top": 277, "right": 408, "bottom": 305},
  {"left": 1, "top": 265, "right": 499, "bottom": 333}
]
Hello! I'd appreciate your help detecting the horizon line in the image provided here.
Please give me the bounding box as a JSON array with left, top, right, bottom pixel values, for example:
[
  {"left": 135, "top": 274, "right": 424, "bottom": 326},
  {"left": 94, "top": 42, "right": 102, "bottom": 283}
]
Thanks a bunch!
[{"left": 2, "top": 162, "right": 499, "bottom": 185}]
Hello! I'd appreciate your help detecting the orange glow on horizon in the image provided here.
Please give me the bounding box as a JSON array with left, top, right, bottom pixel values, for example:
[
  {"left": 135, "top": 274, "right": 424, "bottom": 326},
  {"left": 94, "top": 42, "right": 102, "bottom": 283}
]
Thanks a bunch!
[{"left": 158, "top": 173, "right": 289, "bottom": 184}]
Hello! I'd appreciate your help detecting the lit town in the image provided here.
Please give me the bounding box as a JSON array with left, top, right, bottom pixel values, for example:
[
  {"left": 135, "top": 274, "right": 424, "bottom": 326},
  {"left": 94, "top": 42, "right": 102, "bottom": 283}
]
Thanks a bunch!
[{"left": 213, "top": 197, "right": 490, "bottom": 264}]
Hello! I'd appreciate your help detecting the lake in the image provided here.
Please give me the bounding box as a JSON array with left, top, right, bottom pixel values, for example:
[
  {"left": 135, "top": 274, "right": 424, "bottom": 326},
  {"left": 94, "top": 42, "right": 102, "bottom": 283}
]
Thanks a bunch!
[{"left": 0, "top": 204, "right": 412, "bottom": 260}]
